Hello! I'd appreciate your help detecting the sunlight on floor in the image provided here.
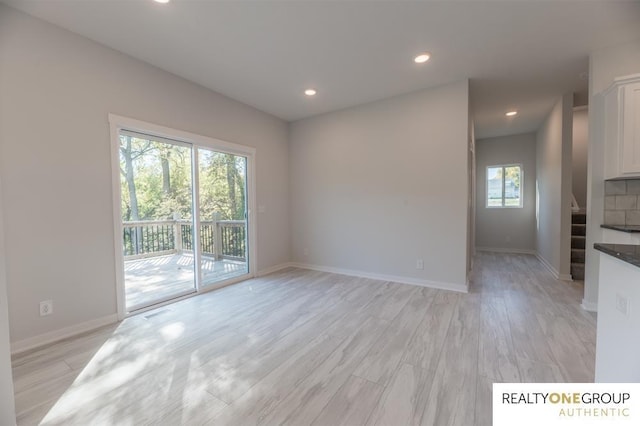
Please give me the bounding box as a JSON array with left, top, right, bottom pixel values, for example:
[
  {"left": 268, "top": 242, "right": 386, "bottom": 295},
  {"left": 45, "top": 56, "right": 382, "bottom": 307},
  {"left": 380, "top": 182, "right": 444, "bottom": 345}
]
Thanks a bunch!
[
  {"left": 33, "top": 312, "right": 240, "bottom": 425},
  {"left": 161, "top": 322, "right": 185, "bottom": 341}
]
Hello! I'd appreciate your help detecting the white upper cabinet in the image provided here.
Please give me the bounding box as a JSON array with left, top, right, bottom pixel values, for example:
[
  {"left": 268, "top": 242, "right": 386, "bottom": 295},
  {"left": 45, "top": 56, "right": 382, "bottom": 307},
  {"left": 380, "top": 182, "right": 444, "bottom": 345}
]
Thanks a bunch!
[
  {"left": 604, "top": 74, "right": 640, "bottom": 179},
  {"left": 621, "top": 80, "right": 640, "bottom": 174}
]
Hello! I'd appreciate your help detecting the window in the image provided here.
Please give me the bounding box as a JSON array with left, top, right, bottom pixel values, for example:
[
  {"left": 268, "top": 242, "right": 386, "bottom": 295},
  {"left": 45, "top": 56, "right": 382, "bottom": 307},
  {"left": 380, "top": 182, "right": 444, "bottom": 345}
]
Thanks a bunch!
[{"left": 487, "top": 164, "right": 522, "bottom": 208}]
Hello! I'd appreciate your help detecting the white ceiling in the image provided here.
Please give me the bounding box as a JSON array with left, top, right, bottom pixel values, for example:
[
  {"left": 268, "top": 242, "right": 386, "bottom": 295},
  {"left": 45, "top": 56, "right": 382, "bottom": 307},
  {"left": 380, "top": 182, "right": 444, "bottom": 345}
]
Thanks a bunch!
[{"left": 4, "top": 0, "right": 640, "bottom": 138}]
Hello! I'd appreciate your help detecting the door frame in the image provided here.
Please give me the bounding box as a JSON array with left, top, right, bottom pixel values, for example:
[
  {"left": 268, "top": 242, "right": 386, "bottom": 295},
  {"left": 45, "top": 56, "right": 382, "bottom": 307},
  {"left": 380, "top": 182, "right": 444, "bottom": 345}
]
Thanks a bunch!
[{"left": 108, "top": 114, "right": 257, "bottom": 320}]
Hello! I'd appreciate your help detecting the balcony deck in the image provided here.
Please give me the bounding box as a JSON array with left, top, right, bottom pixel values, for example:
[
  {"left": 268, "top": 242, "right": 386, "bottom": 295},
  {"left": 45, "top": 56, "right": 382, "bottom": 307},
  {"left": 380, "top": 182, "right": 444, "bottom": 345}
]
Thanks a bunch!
[{"left": 124, "top": 253, "right": 247, "bottom": 309}]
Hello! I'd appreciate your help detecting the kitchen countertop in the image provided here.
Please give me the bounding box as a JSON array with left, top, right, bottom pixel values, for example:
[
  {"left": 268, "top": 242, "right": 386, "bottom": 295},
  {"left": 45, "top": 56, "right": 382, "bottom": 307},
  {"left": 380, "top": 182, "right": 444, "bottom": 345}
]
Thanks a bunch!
[
  {"left": 601, "top": 224, "right": 640, "bottom": 233},
  {"left": 594, "top": 243, "right": 640, "bottom": 269}
]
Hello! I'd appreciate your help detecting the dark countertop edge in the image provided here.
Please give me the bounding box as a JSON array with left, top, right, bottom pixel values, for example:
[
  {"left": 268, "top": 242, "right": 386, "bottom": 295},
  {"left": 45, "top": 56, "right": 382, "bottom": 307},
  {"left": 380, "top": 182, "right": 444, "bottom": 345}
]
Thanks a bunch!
[
  {"left": 594, "top": 243, "right": 640, "bottom": 269},
  {"left": 605, "top": 177, "right": 640, "bottom": 181},
  {"left": 601, "top": 224, "right": 640, "bottom": 233}
]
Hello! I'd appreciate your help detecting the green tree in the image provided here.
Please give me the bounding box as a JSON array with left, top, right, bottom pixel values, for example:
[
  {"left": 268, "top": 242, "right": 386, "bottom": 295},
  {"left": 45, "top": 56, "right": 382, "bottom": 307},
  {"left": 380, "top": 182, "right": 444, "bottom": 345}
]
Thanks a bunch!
[
  {"left": 121, "top": 140, "right": 246, "bottom": 223},
  {"left": 505, "top": 166, "right": 520, "bottom": 189}
]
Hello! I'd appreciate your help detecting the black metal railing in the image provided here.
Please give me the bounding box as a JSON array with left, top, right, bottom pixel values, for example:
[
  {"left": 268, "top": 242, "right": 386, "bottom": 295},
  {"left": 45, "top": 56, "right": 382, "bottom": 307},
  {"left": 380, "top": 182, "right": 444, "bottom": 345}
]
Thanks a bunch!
[
  {"left": 123, "top": 219, "right": 246, "bottom": 261},
  {"left": 180, "top": 222, "right": 216, "bottom": 256},
  {"left": 220, "top": 222, "right": 246, "bottom": 259},
  {"left": 123, "top": 220, "right": 175, "bottom": 257},
  {"left": 181, "top": 223, "right": 192, "bottom": 251}
]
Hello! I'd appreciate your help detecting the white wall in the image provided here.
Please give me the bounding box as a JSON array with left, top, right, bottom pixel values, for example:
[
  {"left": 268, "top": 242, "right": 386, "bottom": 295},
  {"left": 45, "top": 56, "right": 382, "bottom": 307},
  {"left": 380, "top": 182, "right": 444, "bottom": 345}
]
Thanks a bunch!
[
  {"left": 572, "top": 107, "right": 589, "bottom": 209},
  {"left": 584, "top": 38, "right": 640, "bottom": 310},
  {"left": 0, "top": 5, "right": 290, "bottom": 345},
  {"left": 595, "top": 253, "right": 640, "bottom": 382},
  {"left": 0, "top": 177, "right": 16, "bottom": 425},
  {"left": 289, "top": 81, "right": 470, "bottom": 290},
  {"left": 536, "top": 94, "right": 573, "bottom": 279},
  {"left": 475, "top": 133, "right": 537, "bottom": 253}
]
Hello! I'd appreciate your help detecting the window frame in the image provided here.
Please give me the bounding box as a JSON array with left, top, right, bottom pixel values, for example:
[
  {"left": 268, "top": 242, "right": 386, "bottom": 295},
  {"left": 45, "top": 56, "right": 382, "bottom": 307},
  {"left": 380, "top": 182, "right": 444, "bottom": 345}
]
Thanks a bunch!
[{"left": 486, "top": 163, "right": 523, "bottom": 209}]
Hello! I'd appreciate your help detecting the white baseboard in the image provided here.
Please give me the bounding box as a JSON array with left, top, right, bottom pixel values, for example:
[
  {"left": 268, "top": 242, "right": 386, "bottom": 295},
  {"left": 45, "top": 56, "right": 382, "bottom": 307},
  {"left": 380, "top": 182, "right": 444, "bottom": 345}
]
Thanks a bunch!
[
  {"left": 256, "top": 262, "right": 295, "bottom": 277},
  {"left": 11, "top": 313, "right": 119, "bottom": 355},
  {"left": 535, "top": 253, "right": 573, "bottom": 281},
  {"left": 8, "top": 261, "right": 465, "bottom": 354},
  {"left": 476, "top": 247, "right": 537, "bottom": 255},
  {"left": 536, "top": 253, "right": 561, "bottom": 279},
  {"left": 289, "top": 262, "right": 468, "bottom": 293},
  {"left": 581, "top": 299, "right": 598, "bottom": 312}
]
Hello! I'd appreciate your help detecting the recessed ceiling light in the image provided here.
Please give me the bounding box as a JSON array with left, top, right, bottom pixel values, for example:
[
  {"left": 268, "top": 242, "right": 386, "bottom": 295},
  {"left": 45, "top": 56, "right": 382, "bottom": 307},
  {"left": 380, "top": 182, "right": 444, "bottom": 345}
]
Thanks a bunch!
[
  {"left": 505, "top": 111, "right": 518, "bottom": 117},
  {"left": 414, "top": 53, "right": 431, "bottom": 64},
  {"left": 304, "top": 89, "right": 317, "bottom": 96},
  {"left": 154, "top": 0, "right": 170, "bottom": 4}
]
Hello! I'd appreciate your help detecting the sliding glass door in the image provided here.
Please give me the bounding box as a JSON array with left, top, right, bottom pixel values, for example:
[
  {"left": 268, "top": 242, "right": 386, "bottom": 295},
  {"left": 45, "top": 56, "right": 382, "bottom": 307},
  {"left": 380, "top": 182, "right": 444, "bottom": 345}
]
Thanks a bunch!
[
  {"left": 119, "top": 133, "right": 196, "bottom": 310},
  {"left": 198, "top": 148, "right": 249, "bottom": 286},
  {"left": 117, "top": 130, "right": 251, "bottom": 313}
]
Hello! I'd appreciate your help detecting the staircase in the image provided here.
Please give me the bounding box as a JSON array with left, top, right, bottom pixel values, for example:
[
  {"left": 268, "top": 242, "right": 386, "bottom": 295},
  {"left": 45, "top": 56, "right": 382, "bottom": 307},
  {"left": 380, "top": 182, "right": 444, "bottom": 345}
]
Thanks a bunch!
[{"left": 571, "top": 212, "right": 586, "bottom": 280}]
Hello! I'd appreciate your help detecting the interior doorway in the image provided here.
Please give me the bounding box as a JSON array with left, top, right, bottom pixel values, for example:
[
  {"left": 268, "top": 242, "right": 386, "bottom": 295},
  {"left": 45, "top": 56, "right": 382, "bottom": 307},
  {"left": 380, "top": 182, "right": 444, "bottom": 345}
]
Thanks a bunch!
[{"left": 570, "top": 105, "right": 589, "bottom": 281}]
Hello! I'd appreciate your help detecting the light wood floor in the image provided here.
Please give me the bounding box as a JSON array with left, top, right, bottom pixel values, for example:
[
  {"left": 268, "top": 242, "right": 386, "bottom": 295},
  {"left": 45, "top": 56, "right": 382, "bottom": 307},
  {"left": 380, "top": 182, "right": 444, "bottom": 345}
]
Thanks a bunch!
[{"left": 11, "top": 252, "right": 596, "bottom": 426}]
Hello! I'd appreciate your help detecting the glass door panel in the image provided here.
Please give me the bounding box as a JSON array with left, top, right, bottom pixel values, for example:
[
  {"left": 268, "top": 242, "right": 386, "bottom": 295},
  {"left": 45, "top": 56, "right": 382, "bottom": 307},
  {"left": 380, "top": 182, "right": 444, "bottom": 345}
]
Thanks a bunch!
[
  {"left": 197, "top": 148, "right": 249, "bottom": 286},
  {"left": 119, "top": 132, "right": 195, "bottom": 311}
]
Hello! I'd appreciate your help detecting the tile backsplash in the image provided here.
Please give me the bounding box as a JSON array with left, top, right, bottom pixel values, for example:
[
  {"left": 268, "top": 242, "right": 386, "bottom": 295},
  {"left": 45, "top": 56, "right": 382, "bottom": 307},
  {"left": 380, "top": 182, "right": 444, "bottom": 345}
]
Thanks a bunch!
[{"left": 604, "top": 179, "right": 640, "bottom": 226}]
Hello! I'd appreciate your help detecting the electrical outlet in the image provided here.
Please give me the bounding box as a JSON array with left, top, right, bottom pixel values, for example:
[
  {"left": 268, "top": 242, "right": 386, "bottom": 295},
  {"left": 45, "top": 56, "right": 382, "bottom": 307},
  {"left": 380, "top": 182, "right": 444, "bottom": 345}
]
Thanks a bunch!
[
  {"left": 616, "top": 294, "right": 629, "bottom": 316},
  {"left": 505, "top": 235, "right": 511, "bottom": 242},
  {"left": 303, "top": 248, "right": 309, "bottom": 257},
  {"left": 416, "top": 259, "right": 424, "bottom": 270},
  {"left": 39, "top": 300, "right": 53, "bottom": 317}
]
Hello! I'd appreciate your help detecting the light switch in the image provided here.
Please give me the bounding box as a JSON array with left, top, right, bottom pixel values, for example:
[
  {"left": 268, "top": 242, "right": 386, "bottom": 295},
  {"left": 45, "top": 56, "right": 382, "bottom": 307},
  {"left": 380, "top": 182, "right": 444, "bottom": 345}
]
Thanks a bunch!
[{"left": 616, "top": 293, "right": 629, "bottom": 316}]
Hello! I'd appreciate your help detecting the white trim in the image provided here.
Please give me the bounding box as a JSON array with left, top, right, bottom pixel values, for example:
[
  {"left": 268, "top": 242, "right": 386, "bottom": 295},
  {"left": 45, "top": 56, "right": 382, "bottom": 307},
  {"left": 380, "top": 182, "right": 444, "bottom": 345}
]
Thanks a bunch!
[
  {"left": 581, "top": 299, "right": 598, "bottom": 312},
  {"left": 108, "top": 114, "right": 257, "bottom": 157},
  {"left": 608, "top": 73, "right": 640, "bottom": 91},
  {"left": 257, "top": 262, "right": 294, "bottom": 277},
  {"left": 536, "top": 253, "right": 573, "bottom": 281},
  {"left": 476, "top": 247, "right": 537, "bottom": 255},
  {"left": 192, "top": 147, "right": 203, "bottom": 290},
  {"left": 109, "top": 119, "right": 126, "bottom": 320},
  {"left": 108, "top": 114, "right": 258, "bottom": 318},
  {"left": 10, "top": 314, "right": 118, "bottom": 355},
  {"left": 289, "top": 262, "right": 468, "bottom": 293},
  {"left": 536, "top": 253, "right": 559, "bottom": 278},
  {"left": 246, "top": 152, "right": 258, "bottom": 282}
]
